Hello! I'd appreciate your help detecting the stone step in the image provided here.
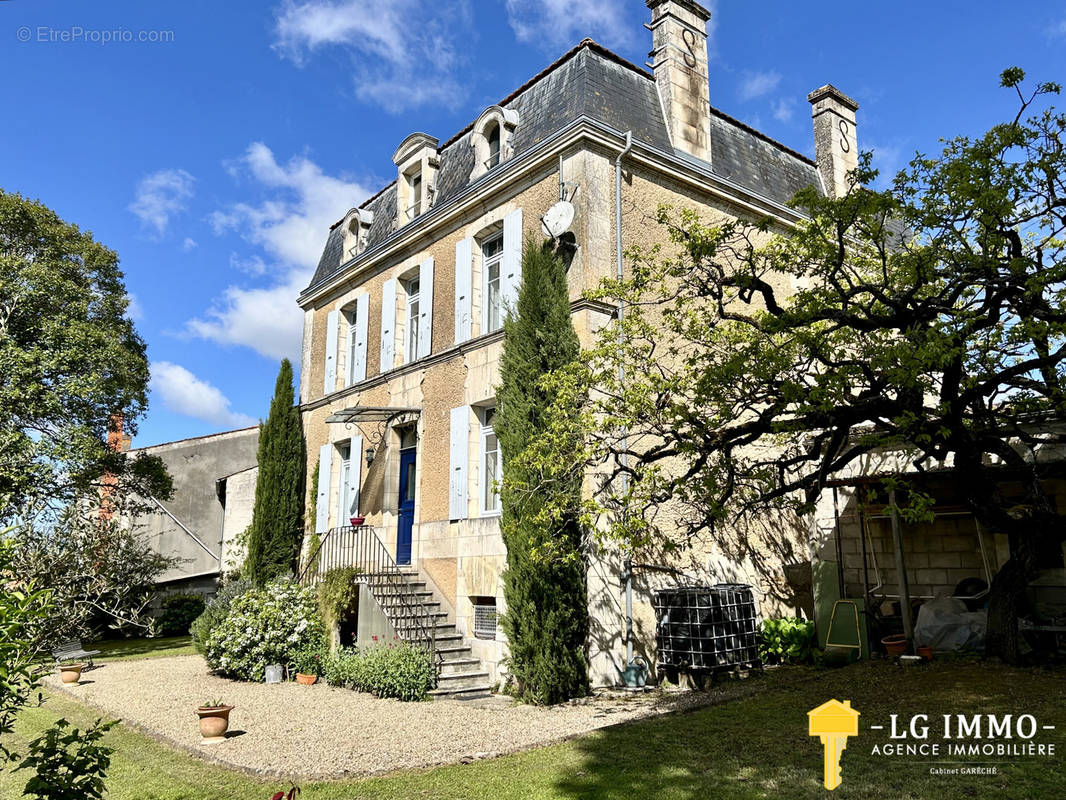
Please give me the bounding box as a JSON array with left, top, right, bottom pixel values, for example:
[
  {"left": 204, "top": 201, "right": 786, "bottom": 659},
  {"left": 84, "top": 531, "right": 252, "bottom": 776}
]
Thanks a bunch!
[
  {"left": 434, "top": 643, "right": 473, "bottom": 657},
  {"left": 429, "top": 684, "right": 494, "bottom": 700},
  {"left": 434, "top": 671, "right": 491, "bottom": 691},
  {"left": 438, "top": 658, "right": 484, "bottom": 677}
]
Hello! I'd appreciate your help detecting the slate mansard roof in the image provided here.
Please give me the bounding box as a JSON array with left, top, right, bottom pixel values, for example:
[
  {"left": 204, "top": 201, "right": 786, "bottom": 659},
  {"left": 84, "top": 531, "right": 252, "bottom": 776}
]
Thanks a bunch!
[{"left": 308, "top": 40, "right": 820, "bottom": 293}]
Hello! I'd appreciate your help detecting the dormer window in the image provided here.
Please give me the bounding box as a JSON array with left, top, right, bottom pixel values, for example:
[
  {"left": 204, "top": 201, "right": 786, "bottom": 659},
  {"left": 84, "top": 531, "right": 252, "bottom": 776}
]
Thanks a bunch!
[
  {"left": 407, "top": 168, "right": 423, "bottom": 220},
  {"left": 392, "top": 132, "right": 439, "bottom": 227},
  {"left": 486, "top": 123, "right": 501, "bottom": 170},
  {"left": 471, "top": 106, "right": 519, "bottom": 180},
  {"left": 341, "top": 208, "right": 374, "bottom": 260}
]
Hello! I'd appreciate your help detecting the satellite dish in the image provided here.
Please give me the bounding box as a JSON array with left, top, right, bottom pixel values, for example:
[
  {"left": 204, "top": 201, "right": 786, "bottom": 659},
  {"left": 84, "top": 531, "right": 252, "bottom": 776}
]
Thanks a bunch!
[{"left": 541, "top": 200, "right": 574, "bottom": 239}]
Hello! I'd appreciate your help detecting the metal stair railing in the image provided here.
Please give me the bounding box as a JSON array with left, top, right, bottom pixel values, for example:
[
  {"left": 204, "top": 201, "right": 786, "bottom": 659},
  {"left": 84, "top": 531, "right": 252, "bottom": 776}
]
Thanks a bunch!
[{"left": 299, "top": 525, "right": 437, "bottom": 658}]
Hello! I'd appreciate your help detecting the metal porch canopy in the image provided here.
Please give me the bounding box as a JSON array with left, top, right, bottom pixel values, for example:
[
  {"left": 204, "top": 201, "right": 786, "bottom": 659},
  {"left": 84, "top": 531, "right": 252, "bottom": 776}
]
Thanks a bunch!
[{"left": 324, "top": 406, "right": 421, "bottom": 425}]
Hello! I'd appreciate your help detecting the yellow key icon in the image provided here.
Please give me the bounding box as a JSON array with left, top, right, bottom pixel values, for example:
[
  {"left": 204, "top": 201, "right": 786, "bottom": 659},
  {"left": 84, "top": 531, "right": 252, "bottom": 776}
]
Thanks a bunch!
[{"left": 808, "top": 699, "right": 860, "bottom": 790}]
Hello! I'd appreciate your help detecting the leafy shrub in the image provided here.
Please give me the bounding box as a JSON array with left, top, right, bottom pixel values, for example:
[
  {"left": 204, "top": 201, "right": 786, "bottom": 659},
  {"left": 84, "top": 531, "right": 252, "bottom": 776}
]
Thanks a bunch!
[
  {"left": 321, "top": 641, "right": 437, "bottom": 701},
  {"left": 291, "top": 641, "right": 328, "bottom": 676},
  {"left": 204, "top": 579, "right": 324, "bottom": 681},
  {"left": 156, "top": 593, "right": 205, "bottom": 636},
  {"left": 758, "top": 617, "right": 816, "bottom": 665},
  {"left": 17, "top": 718, "right": 116, "bottom": 800},
  {"left": 316, "top": 567, "right": 362, "bottom": 631},
  {"left": 190, "top": 579, "right": 252, "bottom": 655}
]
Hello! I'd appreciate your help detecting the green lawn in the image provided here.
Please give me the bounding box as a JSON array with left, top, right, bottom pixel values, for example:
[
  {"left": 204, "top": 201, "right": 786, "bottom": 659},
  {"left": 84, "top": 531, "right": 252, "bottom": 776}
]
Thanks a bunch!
[
  {"left": 2, "top": 660, "right": 1063, "bottom": 799},
  {"left": 94, "top": 636, "right": 197, "bottom": 662}
]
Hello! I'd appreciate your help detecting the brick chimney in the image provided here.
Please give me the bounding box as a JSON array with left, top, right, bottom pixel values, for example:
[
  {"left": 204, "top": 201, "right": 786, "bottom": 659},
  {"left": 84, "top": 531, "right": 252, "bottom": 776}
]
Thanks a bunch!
[
  {"left": 100, "top": 413, "right": 130, "bottom": 521},
  {"left": 807, "top": 85, "right": 859, "bottom": 198},
  {"left": 107, "top": 412, "right": 132, "bottom": 453},
  {"left": 646, "top": 0, "right": 713, "bottom": 162}
]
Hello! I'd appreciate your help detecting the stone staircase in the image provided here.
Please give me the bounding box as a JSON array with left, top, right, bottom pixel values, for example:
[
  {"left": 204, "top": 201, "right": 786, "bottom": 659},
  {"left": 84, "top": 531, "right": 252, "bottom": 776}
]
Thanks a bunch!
[{"left": 365, "top": 569, "right": 493, "bottom": 700}]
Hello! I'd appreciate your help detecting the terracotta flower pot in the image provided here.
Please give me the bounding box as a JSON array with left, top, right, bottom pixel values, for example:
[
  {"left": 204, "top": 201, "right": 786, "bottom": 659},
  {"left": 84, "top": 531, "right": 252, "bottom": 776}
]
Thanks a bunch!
[
  {"left": 917, "top": 645, "right": 933, "bottom": 661},
  {"left": 196, "top": 705, "right": 234, "bottom": 741},
  {"left": 882, "top": 634, "right": 907, "bottom": 657},
  {"left": 295, "top": 673, "right": 317, "bottom": 685},
  {"left": 58, "top": 663, "right": 85, "bottom": 685}
]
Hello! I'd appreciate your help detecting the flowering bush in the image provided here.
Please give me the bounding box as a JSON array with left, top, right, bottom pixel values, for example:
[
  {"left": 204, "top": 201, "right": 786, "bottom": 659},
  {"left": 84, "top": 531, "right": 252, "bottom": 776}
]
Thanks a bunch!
[
  {"left": 291, "top": 641, "right": 328, "bottom": 676},
  {"left": 204, "top": 579, "right": 325, "bottom": 681},
  {"left": 190, "top": 578, "right": 252, "bottom": 655},
  {"left": 321, "top": 641, "right": 436, "bottom": 701}
]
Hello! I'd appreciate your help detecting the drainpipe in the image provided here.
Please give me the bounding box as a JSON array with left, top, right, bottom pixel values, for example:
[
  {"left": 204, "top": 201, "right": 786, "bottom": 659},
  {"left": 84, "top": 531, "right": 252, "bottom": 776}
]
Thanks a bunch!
[{"left": 615, "top": 131, "right": 634, "bottom": 670}]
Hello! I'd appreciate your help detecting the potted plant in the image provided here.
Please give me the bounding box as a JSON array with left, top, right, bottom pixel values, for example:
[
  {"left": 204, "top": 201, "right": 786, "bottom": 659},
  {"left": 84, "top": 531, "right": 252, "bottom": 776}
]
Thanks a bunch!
[
  {"left": 196, "top": 698, "right": 234, "bottom": 742},
  {"left": 57, "top": 661, "right": 86, "bottom": 685},
  {"left": 349, "top": 515, "right": 365, "bottom": 526},
  {"left": 292, "top": 643, "right": 324, "bottom": 685}
]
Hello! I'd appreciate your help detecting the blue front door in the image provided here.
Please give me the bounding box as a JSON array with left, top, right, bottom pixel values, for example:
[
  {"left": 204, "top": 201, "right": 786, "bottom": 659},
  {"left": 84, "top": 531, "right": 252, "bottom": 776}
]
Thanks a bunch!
[{"left": 396, "top": 447, "right": 416, "bottom": 565}]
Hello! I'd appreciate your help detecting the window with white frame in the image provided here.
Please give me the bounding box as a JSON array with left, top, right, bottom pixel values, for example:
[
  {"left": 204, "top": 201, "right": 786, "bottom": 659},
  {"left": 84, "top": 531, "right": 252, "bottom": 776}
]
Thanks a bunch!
[
  {"left": 406, "top": 168, "right": 422, "bottom": 220},
  {"left": 345, "top": 306, "right": 359, "bottom": 385},
  {"left": 404, "top": 274, "right": 420, "bottom": 364},
  {"left": 485, "top": 123, "right": 501, "bottom": 170},
  {"left": 480, "top": 407, "right": 501, "bottom": 514},
  {"left": 338, "top": 442, "right": 353, "bottom": 523},
  {"left": 482, "top": 233, "right": 504, "bottom": 334}
]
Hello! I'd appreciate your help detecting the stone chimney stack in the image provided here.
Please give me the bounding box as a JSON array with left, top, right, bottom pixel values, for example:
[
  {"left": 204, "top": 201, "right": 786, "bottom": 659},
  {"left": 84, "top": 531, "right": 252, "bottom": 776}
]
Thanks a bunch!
[
  {"left": 646, "top": 0, "right": 712, "bottom": 162},
  {"left": 807, "top": 84, "right": 859, "bottom": 198}
]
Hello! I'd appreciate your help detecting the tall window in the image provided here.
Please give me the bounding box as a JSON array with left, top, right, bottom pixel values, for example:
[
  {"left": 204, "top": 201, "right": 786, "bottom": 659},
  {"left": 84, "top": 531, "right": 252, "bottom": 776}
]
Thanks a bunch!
[
  {"left": 405, "top": 276, "right": 420, "bottom": 364},
  {"left": 407, "top": 169, "right": 422, "bottom": 220},
  {"left": 346, "top": 306, "right": 359, "bottom": 385},
  {"left": 339, "top": 443, "right": 353, "bottom": 523},
  {"left": 480, "top": 407, "right": 500, "bottom": 514},
  {"left": 486, "top": 123, "right": 501, "bottom": 169},
  {"left": 482, "top": 233, "right": 503, "bottom": 334}
]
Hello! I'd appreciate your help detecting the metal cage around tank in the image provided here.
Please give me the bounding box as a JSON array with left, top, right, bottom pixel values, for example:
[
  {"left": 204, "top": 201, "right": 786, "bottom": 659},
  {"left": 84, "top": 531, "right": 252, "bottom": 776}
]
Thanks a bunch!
[{"left": 653, "top": 584, "right": 761, "bottom": 671}]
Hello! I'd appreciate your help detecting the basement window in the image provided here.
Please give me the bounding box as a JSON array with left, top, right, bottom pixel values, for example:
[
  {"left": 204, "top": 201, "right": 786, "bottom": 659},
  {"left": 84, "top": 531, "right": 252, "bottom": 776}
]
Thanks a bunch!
[{"left": 472, "top": 597, "right": 497, "bottom": 640}]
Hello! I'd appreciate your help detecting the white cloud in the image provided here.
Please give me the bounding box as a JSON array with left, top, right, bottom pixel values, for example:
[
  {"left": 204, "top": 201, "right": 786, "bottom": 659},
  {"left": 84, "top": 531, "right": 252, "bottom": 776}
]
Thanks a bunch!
[
  {"left": 209, "top": 142, "right": 369, "bottom": 268},
  {"left": 772, "top": 97, "right": 795, "bottom": 124},
  {"left": 125, "top": 293, "right": 144, "bottom": 321},
  {"left": 506, "top": 0, "right": 634, "bottom": 51},
  {"left": 189, "top": 143, "right": 369, "bottom": 361},
  {"left": 738, "top": 70, "right": 781, "bottom": 102},
  {"left": 272, "top": 0, "right": 469, "bottom": 112},
  {"left": 182, "top": 237, "right": 198, "bottom": 251},
  {"left": 129, "top": 169, "right": 195, "bottom": 236},
  {"left": 150, "top": 362, "right": 257, "bottom": 428}
]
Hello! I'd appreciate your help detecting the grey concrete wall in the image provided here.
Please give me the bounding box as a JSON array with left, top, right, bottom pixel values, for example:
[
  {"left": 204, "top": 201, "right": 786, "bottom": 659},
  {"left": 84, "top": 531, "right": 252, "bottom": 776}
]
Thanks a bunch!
[
  {"left": 221, "top": 466, "right": 258, "bottom": 575},
  {"left": 130, "top": 427, "right": 259, "bottom": 584}
]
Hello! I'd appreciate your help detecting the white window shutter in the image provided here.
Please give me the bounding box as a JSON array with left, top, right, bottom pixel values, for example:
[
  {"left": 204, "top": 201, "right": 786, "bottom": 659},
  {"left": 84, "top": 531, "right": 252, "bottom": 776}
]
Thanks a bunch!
[
  {"left": 417, "top": 257, "right": 433, "bottom": 359},
  {"left": 348, "top": 435, "right": 363, "bottom": 518},
  {"left": 501, "top": 208, "right": 523, "bottom": 312},
  {"left": 454, "top": 237, "right": 472, "bottom": 344},
  {"left": 449, "top": 406, "right": 469, "bottom": 520},
  {"left": 351, "top": 293, "right": 369, "bottom": 383},
  {"left": 323, "top": 310, "right": 339, "bottom": 395},
  {"left": 315, "top": 444, "right": 332, "bottom": 533},
  {"left": 380, "top": 278, "right": 396, "bottom": 372}
]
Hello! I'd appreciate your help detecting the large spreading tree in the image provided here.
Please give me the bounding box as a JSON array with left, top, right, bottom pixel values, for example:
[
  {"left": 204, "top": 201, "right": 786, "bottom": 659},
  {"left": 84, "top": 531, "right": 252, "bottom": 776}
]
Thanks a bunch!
[
  {"left": 527, "top": 71, "right": 1065, "bottom": 663},
  {"left": 244, "top": 358, "right": 306, "bottom": 584},
  {"left": 0, "top": 191, "right": 170, "bottom": 521},
  {"left": 497, "top": 240, "right": 589, "bottom": 704}
]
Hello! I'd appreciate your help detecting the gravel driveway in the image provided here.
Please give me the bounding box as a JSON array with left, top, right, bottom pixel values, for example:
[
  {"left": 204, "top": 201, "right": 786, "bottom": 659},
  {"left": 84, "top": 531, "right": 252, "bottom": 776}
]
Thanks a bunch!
[{"left": 44, "top": 654, "right": 730, "bottom": 778}]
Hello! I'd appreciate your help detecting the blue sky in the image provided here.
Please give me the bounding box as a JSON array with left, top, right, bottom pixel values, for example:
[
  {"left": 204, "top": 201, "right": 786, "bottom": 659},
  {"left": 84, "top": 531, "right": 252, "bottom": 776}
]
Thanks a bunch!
[{"left": 2, "top": 0, "right": 1063, "bottom": 447}]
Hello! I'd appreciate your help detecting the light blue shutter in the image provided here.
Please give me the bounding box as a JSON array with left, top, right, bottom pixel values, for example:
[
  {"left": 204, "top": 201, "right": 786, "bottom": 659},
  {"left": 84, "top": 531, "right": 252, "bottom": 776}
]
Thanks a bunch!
[
  {"left": 350, "top": 294, "right": 369, "bottom": 383},
  {"left": 501, "top": 208, "right": 523, "bottom": 312},
  {"left": 315, "top": 444, "right": 332, "bottom": 532},
  {"left": 380, "top": 278, "right": 396, "bottom": 372},
  {"left": 454, "top": 238, "right": 472, "bottom": 343},
  {"left": 449, "top": 406, "right": 469, "bottom": 520},
  {"left": 323, "top": 310, "right": 339, "bottom": 395},
  {"left": 417, "top": 257, "right": 433, "bottom": 359}
]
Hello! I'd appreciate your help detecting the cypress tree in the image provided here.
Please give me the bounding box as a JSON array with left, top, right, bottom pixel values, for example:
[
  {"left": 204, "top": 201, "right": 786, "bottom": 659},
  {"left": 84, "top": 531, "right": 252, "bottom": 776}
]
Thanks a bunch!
[
  {"left": 497, "top": 240, "right": 589, "bottom": 704},
  {"left": 244, "top": 359, "right": 306, "bottom": 584}
]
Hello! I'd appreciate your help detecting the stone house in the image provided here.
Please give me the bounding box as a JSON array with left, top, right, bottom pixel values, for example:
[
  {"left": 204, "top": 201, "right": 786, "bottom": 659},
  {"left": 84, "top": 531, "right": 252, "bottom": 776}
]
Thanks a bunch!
[{"left": 299, "top": 0, "right": 859, "bottom": 691}]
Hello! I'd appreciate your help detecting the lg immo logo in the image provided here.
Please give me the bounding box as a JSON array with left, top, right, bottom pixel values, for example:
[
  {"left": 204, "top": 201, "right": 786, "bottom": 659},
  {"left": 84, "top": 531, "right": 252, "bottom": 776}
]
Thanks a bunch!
[{"left": 808, "top": 699, "right": 860, "bottom": 790}]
